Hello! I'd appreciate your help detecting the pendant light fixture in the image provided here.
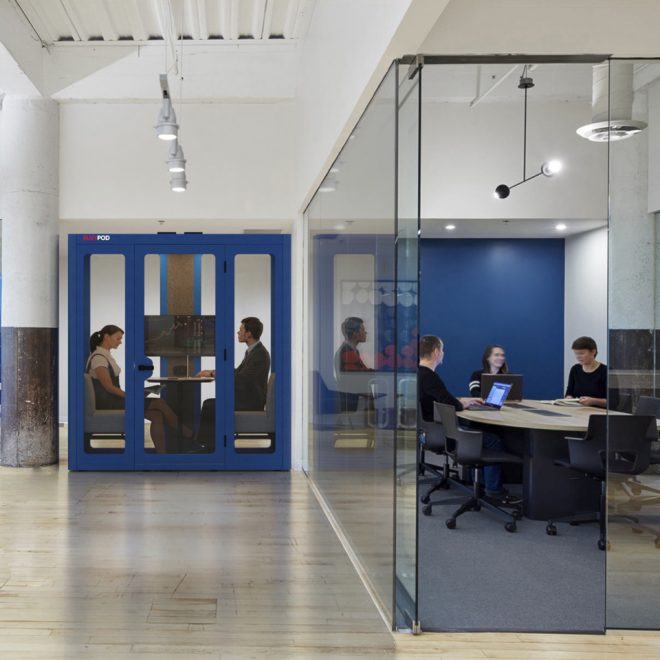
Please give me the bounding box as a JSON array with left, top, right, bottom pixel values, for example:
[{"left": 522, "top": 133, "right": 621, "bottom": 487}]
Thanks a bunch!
[
  {"left": 157, "top": 73, "right": 188, "bottom": 192},
  {"left": 494, "top": 67, "right": 562, "bottom": 199},
  {"left": 155, "top": 95, "right": 178, "bottom": 141}
]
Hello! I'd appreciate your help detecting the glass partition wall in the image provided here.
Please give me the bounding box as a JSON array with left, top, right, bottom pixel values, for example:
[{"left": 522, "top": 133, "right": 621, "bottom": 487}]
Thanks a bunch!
[
  {"left": 305, "top": 56, "right": 660, "bottom": 633},
  {"left": 304, "top": 61, "right": 421, "bottom": 628},
  {"left": 607, "top": 58, "right": 660, "bottom": 629}
]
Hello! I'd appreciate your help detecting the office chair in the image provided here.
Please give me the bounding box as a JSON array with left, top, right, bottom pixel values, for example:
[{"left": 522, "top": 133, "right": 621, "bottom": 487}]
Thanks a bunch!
[
  {"left": 546, "top": 414, "right": 656, "bottom": 550},
  {"left": 426, "top": 403, "right": 522, "bottom": 533},
  {"left": 417, "top": 403, "right": 465, "bottom": 505}
]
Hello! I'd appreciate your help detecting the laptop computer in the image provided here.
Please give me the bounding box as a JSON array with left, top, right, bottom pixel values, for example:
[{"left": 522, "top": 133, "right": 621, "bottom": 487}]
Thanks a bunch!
[
  {"left": 467, "top": 382, "right": 512, "bottom": 411},
  {"left": 481, "top": 373, "right": 523, "bottom": 401}
]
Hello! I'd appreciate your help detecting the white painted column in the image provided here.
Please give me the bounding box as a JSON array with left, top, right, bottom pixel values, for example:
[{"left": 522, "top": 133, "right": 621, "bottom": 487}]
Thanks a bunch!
[{"left": 0, "top": 97, "right": 59, "bottom": 466}]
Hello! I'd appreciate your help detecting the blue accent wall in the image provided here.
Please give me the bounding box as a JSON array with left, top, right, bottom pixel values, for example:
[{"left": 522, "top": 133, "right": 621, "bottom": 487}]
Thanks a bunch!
[{"left": 420, "top": 239, "right": 565, "bottom": 400}]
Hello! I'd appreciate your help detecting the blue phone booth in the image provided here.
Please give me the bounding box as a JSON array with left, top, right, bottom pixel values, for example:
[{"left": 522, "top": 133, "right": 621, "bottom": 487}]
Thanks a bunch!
[{"left": 68, "top": 233, "right": 291, "bottom": 471}]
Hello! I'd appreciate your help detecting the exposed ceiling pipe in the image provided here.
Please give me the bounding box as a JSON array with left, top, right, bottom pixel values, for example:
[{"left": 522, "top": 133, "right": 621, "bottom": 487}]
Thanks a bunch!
[{"left": 577, "top": 62, "right": 647, "bottom": 142}]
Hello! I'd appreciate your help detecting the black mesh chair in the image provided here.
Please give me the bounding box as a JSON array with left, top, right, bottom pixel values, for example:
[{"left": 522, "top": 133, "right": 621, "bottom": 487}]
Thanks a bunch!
[
  {"left": 546, "top": 414, "right": 656, "bottom": 550},
  {"left": 426, "top": 402, "right": 522, "bottom": 533}
]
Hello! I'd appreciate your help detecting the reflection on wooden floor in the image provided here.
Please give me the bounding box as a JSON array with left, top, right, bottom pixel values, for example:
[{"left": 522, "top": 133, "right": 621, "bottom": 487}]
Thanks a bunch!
[{"left": 0, "top": 428, "right": 658, "bottom": 658}]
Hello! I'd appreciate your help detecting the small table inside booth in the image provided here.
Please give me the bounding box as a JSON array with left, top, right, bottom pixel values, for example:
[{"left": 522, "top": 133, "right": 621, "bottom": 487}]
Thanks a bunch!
[
  {"left": 457, "top": 400, "right": 624, "bottom": 520},
  {"left": 147, "top": 377, "right": 214, "bottom": 451}
]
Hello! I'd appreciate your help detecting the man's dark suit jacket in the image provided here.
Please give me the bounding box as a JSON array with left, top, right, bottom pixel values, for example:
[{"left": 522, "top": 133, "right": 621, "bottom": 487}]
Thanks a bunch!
[{"left": 235, "top": 341, "right": 271, "bottom": 410}]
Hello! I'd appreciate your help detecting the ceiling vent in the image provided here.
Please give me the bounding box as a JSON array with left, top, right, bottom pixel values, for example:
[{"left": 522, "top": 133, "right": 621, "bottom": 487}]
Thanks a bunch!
[{"left": 576, "top": 62, "right": 647, "bottom": 142}]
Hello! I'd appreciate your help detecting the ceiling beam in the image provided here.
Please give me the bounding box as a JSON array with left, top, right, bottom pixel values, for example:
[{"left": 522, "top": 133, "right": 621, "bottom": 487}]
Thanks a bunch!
[
  {"left": 97, "top": 0, "right": 120, "bottom": 41},
  {"left": 283, "top": 0, "right": 299, "bottom": 40},
  {"left": 154, "top": 0, "right": 179, "bottom": 74},
  {"left": 197, "top": 0, "right": 209, "bottom": 40},
  {"left": 252, "top": 0, "right": 266, "bottom": 40},
  {"left": 59, "top": 0, "right": 88, "bottom": 41},
  {"left": 125, "top": 0, "right": 148, "bottom": 42},
  {"left": 15, "top": 0, "right": 56, "bottom": 44},
  {"left": 0, "top": 0, "right": 46, "bottom": 94}
]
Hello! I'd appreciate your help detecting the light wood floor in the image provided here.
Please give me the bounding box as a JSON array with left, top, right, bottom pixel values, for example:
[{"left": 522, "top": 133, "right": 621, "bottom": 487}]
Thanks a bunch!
[{"left": 0, "top": 432, "right": 658, "bottom": 658}]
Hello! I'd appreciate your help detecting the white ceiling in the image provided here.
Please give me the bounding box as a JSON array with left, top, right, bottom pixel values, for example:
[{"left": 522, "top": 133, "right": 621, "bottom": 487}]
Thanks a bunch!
[
  {"left": 15, "top": 0, "right": 310, "bottom": 44},
  {"left": 0, "top": 0, "right": 315, "bottom": 98}
]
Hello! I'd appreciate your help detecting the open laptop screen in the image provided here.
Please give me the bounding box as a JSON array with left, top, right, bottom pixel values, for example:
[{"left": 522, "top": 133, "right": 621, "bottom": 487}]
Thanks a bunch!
[{"left": 485, "top": 382, "right": 512, "bottom": 407}]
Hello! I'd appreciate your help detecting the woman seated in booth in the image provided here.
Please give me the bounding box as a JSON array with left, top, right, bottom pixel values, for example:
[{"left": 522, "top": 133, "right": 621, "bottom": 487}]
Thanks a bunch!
[
  {"left": 565, "top": 336, "right": 608, "bottom": 408},
  {"left": 86, "top": 325, "right": 191, "bottom": 452},
  {"left": 468, "top": 344, "right": 508, "bottom": 397}
]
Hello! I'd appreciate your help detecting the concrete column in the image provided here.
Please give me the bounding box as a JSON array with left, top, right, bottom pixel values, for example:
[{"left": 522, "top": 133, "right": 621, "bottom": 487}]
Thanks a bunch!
[{"left": 0, "top": 97, "right": 59, "bottom": 466}]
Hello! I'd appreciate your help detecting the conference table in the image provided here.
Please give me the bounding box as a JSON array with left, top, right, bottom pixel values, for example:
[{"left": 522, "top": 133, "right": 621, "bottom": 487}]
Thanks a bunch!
[{"left": 458, "top": 400, "right": 619, "bottom": 520}]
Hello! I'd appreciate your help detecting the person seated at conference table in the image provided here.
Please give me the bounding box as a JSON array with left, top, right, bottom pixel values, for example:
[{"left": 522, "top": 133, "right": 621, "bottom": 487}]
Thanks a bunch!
[
  {"left": 468, "top": 344, "right": 508, "bottom": 397},
  {"left": 565, "top": 335, "right": 607, "bottom": 408},
  {"left": 418, "top": 334, "right": 516, "bottom": 501},
  {"left": 86, "top": 324, "right": 190, "bottom": 453}
]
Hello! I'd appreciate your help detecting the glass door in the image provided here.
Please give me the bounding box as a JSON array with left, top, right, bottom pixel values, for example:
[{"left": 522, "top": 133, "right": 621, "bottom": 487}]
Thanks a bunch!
[
  {"left": 68, "top": 238, "right": 134, "bottom": 470},
  {"left": 133, "top": 245, "right": 224, "bottom": 469},
  {"left": 224, "top": 242, "right": 290, "bottom": 470}
]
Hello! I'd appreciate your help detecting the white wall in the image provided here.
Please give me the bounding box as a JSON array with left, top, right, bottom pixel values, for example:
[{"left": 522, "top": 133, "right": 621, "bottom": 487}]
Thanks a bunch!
[
  {"left": 564, "top": 228, "right": 608, "bottom": 381},
  {"left": 421, "top": 0, "right": 660, "bottom": 57},
  {"left": 59, "top": 101, "right": 297, "bottom": 222}
]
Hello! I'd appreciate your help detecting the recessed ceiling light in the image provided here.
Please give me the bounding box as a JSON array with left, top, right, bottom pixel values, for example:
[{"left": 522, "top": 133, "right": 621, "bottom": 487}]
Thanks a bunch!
[
  {"left": 445, "top": 224, "right": 456, "bottom": 230},
  {"left": 555, "top": 223, "right": 567, "bottom": 231}
]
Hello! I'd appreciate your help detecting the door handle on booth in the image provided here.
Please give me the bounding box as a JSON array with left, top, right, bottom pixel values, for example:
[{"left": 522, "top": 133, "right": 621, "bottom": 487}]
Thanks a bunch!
[{"left": 137, "top": 364, "right": 155, "bottom": 371}]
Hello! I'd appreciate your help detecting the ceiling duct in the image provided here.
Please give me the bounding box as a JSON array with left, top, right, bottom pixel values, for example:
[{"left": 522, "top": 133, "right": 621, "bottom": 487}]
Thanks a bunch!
[{"left": 577, "top": 62, "right": 647, "bottom": 142}]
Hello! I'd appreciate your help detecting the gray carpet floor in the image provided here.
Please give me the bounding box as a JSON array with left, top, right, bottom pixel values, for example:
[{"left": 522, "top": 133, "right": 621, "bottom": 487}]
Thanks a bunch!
[{"left": 418, "top": 484, "right": 606, "bottom": 632}]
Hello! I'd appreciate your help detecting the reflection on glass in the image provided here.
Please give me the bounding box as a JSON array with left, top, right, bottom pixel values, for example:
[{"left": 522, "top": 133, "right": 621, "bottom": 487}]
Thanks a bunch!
[
  {"left": 144, "top": 254, "right": 216, "bottom": 454},
  {"left": 85, "top": 255, "right": 126, "bottom": 453},
  {"left": 305, "top": 64, "right": 397, "bottom": 625},
  {"left": 233, "top": 255, "right": 274, "bottom": 452},
  {"left": 607, "top": 58, "right": 660, "bottom": 630}
]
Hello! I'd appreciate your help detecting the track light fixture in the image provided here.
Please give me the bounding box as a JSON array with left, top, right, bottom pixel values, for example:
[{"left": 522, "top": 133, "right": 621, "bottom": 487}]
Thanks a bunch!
[
  {"left": 170, "top": 171, "right": 187, "bottom": 192},
  {"left": 157, "top": 74, "right": 188, "bottom": 192},
  {"left": 155, "top": 97, "right": 178, "bottom": 141},
  {"left": 167, "top": 142, "right": 186, "bottom": 172},
  {"left": 494, "top": 67, "right": 563, "bottom": 199}
]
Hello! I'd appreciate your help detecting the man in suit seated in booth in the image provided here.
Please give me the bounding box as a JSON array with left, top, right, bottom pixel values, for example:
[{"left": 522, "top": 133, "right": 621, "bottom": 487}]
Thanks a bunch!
[{"left": 196, "top": 317, "right": 271, "bottom": 448}]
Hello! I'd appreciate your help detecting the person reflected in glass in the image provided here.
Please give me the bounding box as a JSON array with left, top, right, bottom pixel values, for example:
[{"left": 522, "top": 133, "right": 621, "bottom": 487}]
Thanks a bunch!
[
  {"left": 86, "top": 325, "right": 190, "bottom": 453},
  {"left": 468, "top": 344, "right": 508, "bottom": 397},
  {"left": 565, "top": 336, "right": 607, "bottom": 408},
  {"left": 419, "top": 335, "right": 516, "bottom": 501},
  {"left": 334, "top": 317, "right": 374, "bottom": 413}
]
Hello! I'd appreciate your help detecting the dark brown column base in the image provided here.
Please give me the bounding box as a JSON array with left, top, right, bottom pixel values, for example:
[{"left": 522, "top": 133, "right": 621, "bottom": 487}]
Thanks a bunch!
[{"left": 1, "top": 327, "right": 58, "bottom": 467}]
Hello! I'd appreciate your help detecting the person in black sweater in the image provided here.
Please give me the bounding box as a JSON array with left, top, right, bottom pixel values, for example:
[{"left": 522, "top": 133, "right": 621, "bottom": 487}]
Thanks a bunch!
[
  {"left": 565, "top": 336, "right": 607, "bottom": 408},
  {"left": 468, "top": 344, "right": 508, "bottom": 397},
  {"left": 419, "top": 335, "right": 511, "bottom": 499}
]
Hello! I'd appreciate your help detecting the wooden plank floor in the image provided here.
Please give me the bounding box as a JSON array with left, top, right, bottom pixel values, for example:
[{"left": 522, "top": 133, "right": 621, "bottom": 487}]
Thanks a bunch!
[{"left": 0, "top": 432, "right": 658, "bottom": 658}]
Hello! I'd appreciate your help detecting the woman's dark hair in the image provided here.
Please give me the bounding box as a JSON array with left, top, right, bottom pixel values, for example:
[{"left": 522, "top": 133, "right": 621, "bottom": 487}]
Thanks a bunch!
[
  {"left": 89, "top": 325, "right": 124, "bottom": 352},
  {"left": 571, "top": 336, "right": 598, "bottom": 353},
  {"left": 481, "top": 344, "right": 508, "bottom": 374}
]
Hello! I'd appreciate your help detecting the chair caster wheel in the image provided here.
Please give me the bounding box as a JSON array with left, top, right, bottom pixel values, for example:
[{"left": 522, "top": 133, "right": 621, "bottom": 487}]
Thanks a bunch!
[
  {"left": 421, "top": 495, "right": 430, "bottom": 504},
  {"left": 505, "top": 522, "right": 517, "bottom": 533},
  {"left": 512, "top": 509, "right": 523, "bottom": 520},
  {"left": 445, "top": 518, "right": 456, "bottom": 529},
  {"left": 598, "top": 539, "right": 607, "bottom": 551},
  {"left": 422, "top": 505, "right": 432, "bottom": 516},
  {"left": 546, "top": 524, "right": 557, "bottom": 536}
]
